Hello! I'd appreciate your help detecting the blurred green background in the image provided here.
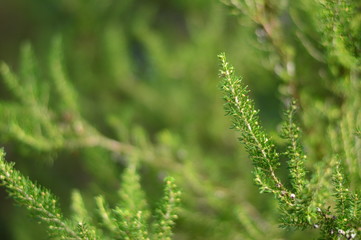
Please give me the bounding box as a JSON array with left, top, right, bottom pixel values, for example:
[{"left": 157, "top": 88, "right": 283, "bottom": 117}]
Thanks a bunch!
[{"left": 0, "top": 0, "right": 313, "bottom": 239}]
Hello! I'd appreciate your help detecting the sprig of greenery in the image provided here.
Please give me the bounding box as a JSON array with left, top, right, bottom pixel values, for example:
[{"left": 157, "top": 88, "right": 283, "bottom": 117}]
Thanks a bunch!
[
  {"left": 219, "top": 53, "right": 291, "bottom": 202},
  {"left": 0, "top": 148, "right": 84, "bottom": 239},
  {"left": 152, "top": 177, "right": 181, "bottom": 240},
  {"left": 219, "top": 52, "right": 361, "bottom": 238},
  {"left": 281, "top": 101, "right": 308, "bottom": 195},
  {"left": 0, "top": 148, "right": 181, "bottom": 239},
  {"left": 112, "top": 154, "right": 150, "bottom": 240},
  {"left": 219, "top": 53, "right": 314, "bottom": 229}
]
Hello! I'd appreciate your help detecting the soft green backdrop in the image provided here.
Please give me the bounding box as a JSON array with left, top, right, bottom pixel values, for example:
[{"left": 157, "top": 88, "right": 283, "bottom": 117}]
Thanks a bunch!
[{"left": 0, "top": 0, "right": 327, "bottom": 239}]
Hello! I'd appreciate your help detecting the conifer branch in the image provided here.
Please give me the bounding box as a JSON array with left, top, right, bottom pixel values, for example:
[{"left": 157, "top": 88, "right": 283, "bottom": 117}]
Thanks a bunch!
[
  {"left": 281, "top": 101, "right": 307, "bottom": 194},
  {"left": 118, "top": 156, "right": 150, "bottom": 218},
  {"left": 332, "top": 160, "right": 352, "bottom": 219},
  {"left": 219, "top": 51, "right": 361, "bottom": 238},
  {"left": 152, "top": 177, "right": 181, "bottom": 240},
  {"left": 113, "top": 208, "right": 150, "bottom": 240},
  {"left": 76, "top": 222, "right": 98, "bottom": 240},
  {"left": 95, "top": 196, "right": 118, "bottom": 234},
  {"left": 71, "top": 190, "right": 89, "bottom": 221},
  {"left": 218, "top": 53, "right": 294, "bottom": 205},
  {"left": 0, "top": 147, "right": 182, "bottom": 239},
  {"left": 0, "top": 149, "right": 81, "bottom": 239},
  {"left": 49, "top": 37, "right": 79, "bottom": 114},
  {"left": 1, "top": 63, "right": 31, "bottom": 105},
  {"left": 350, "top": 192, "right": 361, "bottom": 220},
  {"left": 112, "top": 156, "right": 151, "bottom": 240}
]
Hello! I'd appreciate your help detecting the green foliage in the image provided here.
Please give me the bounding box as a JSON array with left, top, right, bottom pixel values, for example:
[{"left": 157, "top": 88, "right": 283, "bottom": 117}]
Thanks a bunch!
[
  {"left": 0, "top": 149, "right": 83, "bottom": 239},
  {"left": 219, "top": 53, "right": 283, "bottom": 195},
  {"left": 152, "top": 177, "right": 181, "bottom": 240},
  {"left": 0, "top": 0, "right": 360, "bottom": 239},
  {"left": 220, "top": 53, "right": 310, "bottom": 228},
  {"left": 217, "top": 0, "right": 361, "bottom": 238},
  {"left": 281, "top": 101, "right": 307, "bottom": 195},
  {"left": 219, "top": 52, "right": 361, "bottom": 239},
  {"left": 1, "top": 17, "right": 274, "bottom": 238},
  {"left": 316, "top": 0, "right": 360, "bottom": 68},
  {"left": 0, "top": 37, "right": 133, "bottom": 157},
  {"left": 0, "top": 148, "right": 180, "bottom": 240}
]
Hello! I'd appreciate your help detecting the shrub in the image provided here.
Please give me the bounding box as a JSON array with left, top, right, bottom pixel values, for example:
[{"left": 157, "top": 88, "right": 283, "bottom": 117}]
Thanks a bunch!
[{"left": 0, "top": 0, "right": 360, "bottom": 239}]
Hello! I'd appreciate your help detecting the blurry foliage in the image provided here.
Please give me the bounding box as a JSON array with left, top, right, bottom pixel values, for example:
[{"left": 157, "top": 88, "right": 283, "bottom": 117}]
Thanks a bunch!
[{"left": 0, "top": 0, "right": 359, "bottom": 239}]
